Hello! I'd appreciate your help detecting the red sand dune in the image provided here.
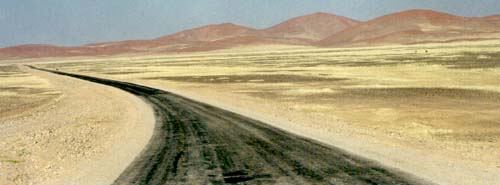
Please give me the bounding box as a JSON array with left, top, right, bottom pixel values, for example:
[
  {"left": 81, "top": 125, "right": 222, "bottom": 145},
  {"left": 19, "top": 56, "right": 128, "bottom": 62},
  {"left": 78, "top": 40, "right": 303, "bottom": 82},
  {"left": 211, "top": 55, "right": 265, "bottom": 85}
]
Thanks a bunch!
[
  {"left": 1, "top": 9, "right": 500, "bottom": 59},
  {"left": 148, "top": 23, "right": 274, "bottom": 51},
  {"left": 484, "top": 15, "right": 500, "bottom": 26},
  {"left": 0, "top": 45, "right": 76, "bottom": 58},
  {"left": 263, "top": 12, "right": 360, "bottom": 42},
  {"left": 484, "top": 15, "right": 500, "bottom": 21},
  {"left": 318, "top": 9, "right": 500, "bottom": 46},
  {"left": 1, "top": 13, "right": 359, "bottom": 58},
  {"left": 155, "top": 23, "right": 258, "bottom": 43},
  {"left": 84, "top": 23, "right": 268, "bottom": 53}
]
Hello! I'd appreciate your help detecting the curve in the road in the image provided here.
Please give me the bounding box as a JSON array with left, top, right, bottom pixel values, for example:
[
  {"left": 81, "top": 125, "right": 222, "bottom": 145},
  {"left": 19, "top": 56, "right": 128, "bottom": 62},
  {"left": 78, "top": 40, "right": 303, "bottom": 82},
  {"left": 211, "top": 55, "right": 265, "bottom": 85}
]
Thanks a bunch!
[{"left": 31, "top": 66, "right": 430, "bottom": 185}]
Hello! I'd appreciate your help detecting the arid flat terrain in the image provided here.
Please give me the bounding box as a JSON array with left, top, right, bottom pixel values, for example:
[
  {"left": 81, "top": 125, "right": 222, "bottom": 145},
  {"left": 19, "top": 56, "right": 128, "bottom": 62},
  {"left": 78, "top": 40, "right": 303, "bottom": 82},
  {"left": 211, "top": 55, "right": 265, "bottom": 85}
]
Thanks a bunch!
[
  {"left": 0, "top": 65, "right": 155, "bottom": 184},
  {"left": 5, "top": 40, "right": 493, "bottom": 184},
  {"left": 36, "top": 68, "right": 425, "bottom": 184},
  {"left": 0, "top": 65, "right": 60, "bottom": 118}
]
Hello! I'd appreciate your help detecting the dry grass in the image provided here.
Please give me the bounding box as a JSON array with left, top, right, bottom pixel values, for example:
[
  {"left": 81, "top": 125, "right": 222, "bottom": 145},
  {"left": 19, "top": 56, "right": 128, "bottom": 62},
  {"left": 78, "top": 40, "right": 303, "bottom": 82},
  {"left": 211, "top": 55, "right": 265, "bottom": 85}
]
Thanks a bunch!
[{"left": 0, "top": 65, "right": 60, "bottom": 118}]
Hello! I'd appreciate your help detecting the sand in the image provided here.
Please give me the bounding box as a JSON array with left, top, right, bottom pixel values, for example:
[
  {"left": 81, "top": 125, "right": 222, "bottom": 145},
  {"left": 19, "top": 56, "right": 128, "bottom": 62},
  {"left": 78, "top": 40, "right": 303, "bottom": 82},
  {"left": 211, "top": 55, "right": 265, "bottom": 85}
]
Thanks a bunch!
[{"left": 0, "top": 66, "right": 155, "bottom": 185}]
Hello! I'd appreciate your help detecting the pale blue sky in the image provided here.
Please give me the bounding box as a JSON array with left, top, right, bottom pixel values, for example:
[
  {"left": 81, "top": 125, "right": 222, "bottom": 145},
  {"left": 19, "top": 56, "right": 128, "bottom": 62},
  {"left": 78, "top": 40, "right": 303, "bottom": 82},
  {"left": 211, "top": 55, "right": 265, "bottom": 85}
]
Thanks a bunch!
[{"left": 1, "top": 0, "right": 500, "bottom": 47}]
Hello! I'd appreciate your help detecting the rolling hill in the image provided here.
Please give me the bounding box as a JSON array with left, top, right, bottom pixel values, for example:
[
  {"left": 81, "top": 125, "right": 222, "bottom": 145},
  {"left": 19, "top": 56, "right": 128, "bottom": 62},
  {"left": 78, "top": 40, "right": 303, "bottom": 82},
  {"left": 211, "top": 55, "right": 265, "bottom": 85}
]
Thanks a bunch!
[
  {"left": 318, "top": 9, "right": 500, "bottom": 46},
  {"left": 262, "top": 12, "right": 360, "bottom": 43},
  {"left": 1, "top": 10, "right": 500, "bottom": 59}
]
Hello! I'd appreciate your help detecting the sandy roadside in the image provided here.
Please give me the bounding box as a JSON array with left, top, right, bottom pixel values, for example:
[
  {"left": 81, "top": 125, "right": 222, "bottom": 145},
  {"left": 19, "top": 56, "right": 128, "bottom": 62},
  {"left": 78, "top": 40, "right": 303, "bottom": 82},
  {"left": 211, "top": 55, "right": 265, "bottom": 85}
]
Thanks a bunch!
[{"left": 0, "top": 66, "right": 155, "bottom": 185}]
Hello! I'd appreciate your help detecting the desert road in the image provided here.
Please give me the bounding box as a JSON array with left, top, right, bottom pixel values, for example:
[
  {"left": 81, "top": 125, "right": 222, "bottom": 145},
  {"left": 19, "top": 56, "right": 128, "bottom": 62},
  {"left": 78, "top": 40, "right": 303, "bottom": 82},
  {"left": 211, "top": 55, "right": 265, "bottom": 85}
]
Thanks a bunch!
[{"left": 31, "top": 66, "right": 428, "bottom": 185}]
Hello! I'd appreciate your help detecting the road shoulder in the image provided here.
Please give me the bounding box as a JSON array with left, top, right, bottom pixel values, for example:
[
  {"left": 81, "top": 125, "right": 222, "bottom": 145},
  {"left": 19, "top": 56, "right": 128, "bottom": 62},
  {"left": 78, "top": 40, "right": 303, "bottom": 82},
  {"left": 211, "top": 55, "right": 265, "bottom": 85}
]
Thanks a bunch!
[{"left": 0, "top": 66, "right": 155, "bottom": 185}]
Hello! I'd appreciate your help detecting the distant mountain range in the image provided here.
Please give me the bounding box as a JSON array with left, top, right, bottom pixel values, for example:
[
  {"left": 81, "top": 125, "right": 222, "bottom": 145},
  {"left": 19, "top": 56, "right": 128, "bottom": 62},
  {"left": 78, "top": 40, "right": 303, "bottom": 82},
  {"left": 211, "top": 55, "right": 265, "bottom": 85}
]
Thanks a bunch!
[
  {"left": 1, "top": 9, "right": 500, "bottom": 59},
  {"left": 318, "top": 10, "right": 500, "bottom": 46}
]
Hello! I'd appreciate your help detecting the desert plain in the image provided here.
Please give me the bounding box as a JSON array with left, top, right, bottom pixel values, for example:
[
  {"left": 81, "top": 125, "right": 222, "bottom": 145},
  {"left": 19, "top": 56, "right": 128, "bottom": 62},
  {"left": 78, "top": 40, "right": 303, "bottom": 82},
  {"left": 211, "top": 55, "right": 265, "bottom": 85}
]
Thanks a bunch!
[{"left": 1, "top": 39, "right": 499, "bottom": 184}]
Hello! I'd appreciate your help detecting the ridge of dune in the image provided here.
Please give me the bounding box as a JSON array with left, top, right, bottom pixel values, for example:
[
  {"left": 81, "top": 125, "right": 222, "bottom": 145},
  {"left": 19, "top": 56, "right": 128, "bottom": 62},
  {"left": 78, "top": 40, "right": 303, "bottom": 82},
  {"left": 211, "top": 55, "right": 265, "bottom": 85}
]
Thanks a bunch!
[
  {"left": 262, "top": 12, "right": 361, "bottom": 42},
  {"left": 2, "top": 9, "right": 500, "bottom": 59},
  {"left": 318, "top": 9, "right": 500, "bottom": 46}
]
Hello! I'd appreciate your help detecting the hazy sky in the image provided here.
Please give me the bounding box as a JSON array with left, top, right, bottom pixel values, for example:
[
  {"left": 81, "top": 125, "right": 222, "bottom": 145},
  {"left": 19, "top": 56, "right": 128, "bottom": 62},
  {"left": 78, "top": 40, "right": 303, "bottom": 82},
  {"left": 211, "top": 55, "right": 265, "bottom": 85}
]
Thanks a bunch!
[{"left": 1, "top": 0, "right": 500, "bottom": 47}]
